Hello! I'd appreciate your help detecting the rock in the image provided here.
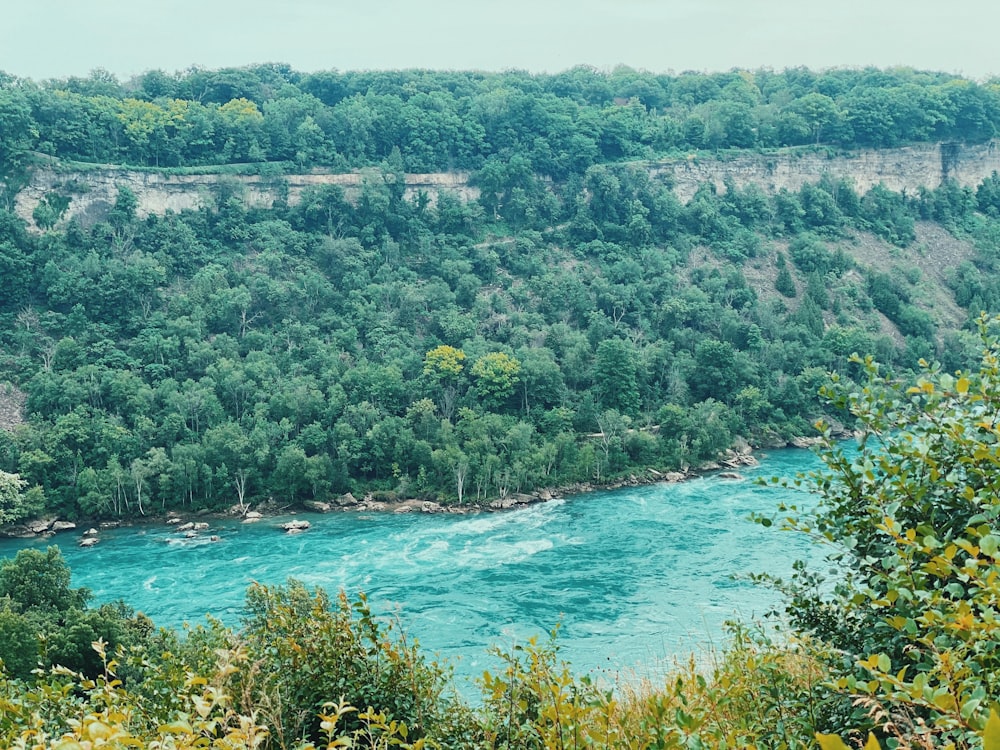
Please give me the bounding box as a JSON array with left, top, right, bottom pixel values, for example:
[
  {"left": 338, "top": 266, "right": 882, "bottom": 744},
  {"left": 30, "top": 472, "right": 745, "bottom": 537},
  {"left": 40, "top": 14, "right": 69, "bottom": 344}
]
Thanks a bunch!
[
  {"left": 78, "top": 537, "right": 99, "bottom": 547},
  {"left": 184, "top": 531, "right": 198, "bottom": 538},
  {"left": 99, "top": 521, "right": 120, "bottom": 529},
  {"left": 394, "top": 506, "right": 413, "bottom": 513},
  {"left": 538, "top": 489, "right": 553, "bottom": 501},
  {"left": 647, "top": 468, "right": 664, "bottom": 478},
  {"left": 718, "top": 471, "right": 744, "bottom": 480},
  {"left": 209, "top": 535, "right": 221, "bottom": 542},
  {"left": 420, "top": 501, "right": 444, "bottom": 513},
  {"left": 664, "top": 472, "right": 687, "bottom": 483},
  {"left": 281, "top": 519, "right": 310, "bottom": 532},
  {"left": 286, "top": 527, "right": 306, "bottom": 535},
  {"left": 303, "top": 500, "right": 332, "bottom": 513},
  {"left": 50, "top": 520, "right": 77, "bottom": 533},
  {"left": 84, "top": 527, "right": 99, "bottom": 537},
  {"left": 193, "top": 522, "right": 209, "bottom": 531},
  {"left": 790, "top": 436, "right": 823, "bottom": 449},
  {"left": 27, "top": 519, "right": 52, "bottom": 534},
  {"left": 177, "top": 522, "right": 195, "bottom": 532},
  {"left": 166, "top": 517, "right": 182, "bottom": 525},
  {"left": 244, "top": 511, "right": 263, "bottom": 520},
  {"left": 335, "top": 492, "right": 359, "bottom": 507},
  {"left": 490, "top": 496, "right": 520, "bottom": 510}
]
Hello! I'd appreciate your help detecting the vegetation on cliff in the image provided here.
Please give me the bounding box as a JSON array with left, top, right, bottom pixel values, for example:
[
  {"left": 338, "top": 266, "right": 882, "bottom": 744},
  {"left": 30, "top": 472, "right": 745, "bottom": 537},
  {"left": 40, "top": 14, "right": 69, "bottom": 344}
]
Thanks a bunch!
[{"left": 0, "top": 157, "right": 996, "bottom": 520}]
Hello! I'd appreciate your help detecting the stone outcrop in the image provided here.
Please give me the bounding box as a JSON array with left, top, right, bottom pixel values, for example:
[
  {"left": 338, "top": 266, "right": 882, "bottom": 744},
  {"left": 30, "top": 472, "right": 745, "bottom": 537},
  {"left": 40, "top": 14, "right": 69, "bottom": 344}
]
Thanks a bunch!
[
  {"left": 14, "top": 167, "right": 477, "bottom": 229},
  {"left": 658, "top": 141, "right": 1000, "bottom": 202},
  {"left": 14, "top": 142, "right": 1000, "bottom": 231}
]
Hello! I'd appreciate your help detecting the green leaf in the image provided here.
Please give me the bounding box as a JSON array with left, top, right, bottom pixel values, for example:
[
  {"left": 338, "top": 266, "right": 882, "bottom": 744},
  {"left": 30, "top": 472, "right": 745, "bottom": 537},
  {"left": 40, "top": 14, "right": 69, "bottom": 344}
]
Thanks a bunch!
[{"left": 981, "top": 534, "right": 999, "bottom": 558}]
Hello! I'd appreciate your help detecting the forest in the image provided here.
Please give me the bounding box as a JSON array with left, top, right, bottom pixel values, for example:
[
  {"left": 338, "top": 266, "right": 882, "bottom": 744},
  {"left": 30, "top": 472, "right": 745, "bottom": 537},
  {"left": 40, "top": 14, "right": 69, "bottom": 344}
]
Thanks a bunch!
[
  {"left": 3, "top": 62, "right": 1000, "bottom": 747},
  {"left": 3, "top": 65, "right": 1000, "bottom": 522}
]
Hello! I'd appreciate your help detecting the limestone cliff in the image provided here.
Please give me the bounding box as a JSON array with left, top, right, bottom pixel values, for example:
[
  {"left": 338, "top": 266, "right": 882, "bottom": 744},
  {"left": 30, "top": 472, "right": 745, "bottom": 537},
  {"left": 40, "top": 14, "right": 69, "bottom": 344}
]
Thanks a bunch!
[{"left": 12, "top": 141, "right": 1000, "bottom": 230}]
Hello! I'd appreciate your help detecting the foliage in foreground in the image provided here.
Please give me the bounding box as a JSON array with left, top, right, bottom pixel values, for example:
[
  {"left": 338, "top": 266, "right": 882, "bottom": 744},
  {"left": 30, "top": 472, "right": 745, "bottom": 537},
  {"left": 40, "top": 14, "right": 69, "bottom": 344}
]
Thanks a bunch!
[{"left": 763, "top": 314, "right": 1000, "bottom": 747}]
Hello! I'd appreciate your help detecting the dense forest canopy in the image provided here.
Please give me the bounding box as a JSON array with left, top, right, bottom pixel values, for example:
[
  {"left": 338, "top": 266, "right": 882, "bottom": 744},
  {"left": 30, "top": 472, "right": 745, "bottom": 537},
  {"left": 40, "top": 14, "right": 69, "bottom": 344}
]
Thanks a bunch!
[
  {"left": 2, "top": 65, "right": 1000, "bottom": 523},
  {"left": 1, "top": 64, "right": 999, "bottom": 177}
]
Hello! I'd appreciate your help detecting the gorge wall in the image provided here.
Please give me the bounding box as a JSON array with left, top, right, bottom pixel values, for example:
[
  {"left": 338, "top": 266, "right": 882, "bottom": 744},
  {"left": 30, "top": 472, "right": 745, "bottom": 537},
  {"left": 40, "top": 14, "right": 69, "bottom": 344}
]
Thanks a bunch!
[{"left": 13, "top": 141, "right": 1000, "bottom": 229}]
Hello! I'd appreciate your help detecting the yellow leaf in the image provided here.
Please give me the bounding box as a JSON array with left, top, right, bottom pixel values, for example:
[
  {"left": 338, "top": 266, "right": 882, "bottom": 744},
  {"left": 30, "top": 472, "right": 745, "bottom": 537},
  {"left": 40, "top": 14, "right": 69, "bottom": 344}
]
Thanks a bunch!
[
  {"left": 159, "top": 719, "right": 194, "bottom": 735},
  {"left": 865, "top": 733, "right": 883, "bottom": 750},
  {"left": 984, "top": 709, "right": 1000, "bottom": 750},
  {"left": 957, "top": 377, "right": 970, "bottom": 394},
  {"left": 816, "top": 734, "right": 853, "bottom": 750}
]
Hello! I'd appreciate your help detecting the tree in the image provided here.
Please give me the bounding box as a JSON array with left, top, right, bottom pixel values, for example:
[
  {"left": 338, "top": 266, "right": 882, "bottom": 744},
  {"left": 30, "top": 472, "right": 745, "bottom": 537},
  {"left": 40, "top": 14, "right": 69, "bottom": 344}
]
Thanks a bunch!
[
  {"left": 423, "top": 345, "right": 466, "bottom": 420},
  {"left": 0, "top": 471, "right": 29, "bottom": 524},
  {"left": 471, "top": 352, "right": 521, "bottom": 409},
  {"left": 775, "top": 253, "right": 797, "bottom": 297},
  {"left": 0, "top": 547, "right": 87, "bottom": 612},
  {"left": 593, "top": 338, "right": 640, "bottom": 415}
]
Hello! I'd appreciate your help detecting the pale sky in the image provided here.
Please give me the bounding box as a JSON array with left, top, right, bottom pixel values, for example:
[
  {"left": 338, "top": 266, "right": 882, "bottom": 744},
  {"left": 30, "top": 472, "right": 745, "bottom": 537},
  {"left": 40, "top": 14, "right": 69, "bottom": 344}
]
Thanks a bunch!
[{"left": 1, "top": 0, "right": 997, "bottom": 81}]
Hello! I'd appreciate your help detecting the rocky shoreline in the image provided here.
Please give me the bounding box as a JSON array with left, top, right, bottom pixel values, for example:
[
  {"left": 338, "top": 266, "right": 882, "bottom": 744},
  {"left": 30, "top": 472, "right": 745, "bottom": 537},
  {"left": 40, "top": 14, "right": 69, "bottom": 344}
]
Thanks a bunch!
[{"left": 0, "top": 436, "right": 826, "bottom": 546}]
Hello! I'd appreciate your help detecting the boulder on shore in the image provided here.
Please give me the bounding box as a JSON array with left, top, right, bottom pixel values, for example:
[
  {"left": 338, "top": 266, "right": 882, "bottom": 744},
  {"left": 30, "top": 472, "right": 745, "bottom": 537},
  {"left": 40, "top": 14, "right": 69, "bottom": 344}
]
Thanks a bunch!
[
  {"left": 177, "top": 522, "right": 195, "bottom": 532},
  {"left": 50, "top": 520, "right": 77, "bottom": 533},
  {"left": 718, "top": 471, "right": 744, "bottom": 480},
  {"left": 242, "top": 511, "right": 263, "bottom": 523},
  {"left": 193, "top": 521, "right": 209, "bottom": 531},
  {"left": 281, "top": 519, "right": 310, "bottom": 532},
  {"left": 335, "top": 492, "right": 359, "bottom": 507},
  {"left": 303, "top": 500, "right": 332, "bottom": 513},
  {"left": 78, "top": 537, "right": 99, "bottom": 547}
]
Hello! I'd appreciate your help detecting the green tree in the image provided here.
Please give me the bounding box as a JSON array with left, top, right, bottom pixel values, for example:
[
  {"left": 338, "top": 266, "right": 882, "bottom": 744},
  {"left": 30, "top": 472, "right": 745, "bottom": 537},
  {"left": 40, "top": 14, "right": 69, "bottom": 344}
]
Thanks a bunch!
[
  {"left": 0, "top": 547, "right": 87, "bottom": 613},
  {"left": 593, "top": 338, "right": 640, "bottom": 415},
  {"left": 775, "top": 253, "right": 797, "bottom": 297},
  {"left": 0, "top": 471, "right": 29, "bottom": 524},
  {"left": 470, "top": 352, "right": 521, "bottom": 410}
]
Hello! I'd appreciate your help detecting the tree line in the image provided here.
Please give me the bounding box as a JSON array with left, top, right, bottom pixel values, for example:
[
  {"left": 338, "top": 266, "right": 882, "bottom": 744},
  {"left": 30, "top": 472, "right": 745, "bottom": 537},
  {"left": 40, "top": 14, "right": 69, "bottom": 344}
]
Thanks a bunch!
[{"left": 1, "top": 64, "right": 998, "bottom": 180}]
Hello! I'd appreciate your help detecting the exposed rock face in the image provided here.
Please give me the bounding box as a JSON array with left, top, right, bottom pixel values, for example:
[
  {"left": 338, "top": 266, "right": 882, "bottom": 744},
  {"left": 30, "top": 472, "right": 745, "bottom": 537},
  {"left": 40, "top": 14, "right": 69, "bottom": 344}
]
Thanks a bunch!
[
  {"left": 15, "top": 168, "right": 477, "bottom": 229},
  {"left": 50, "top": 521, "right": 77, "bottom": 532},
  {"left": 15, "top": 142, "right": 1000, "bottom": 231},
  {"left": 0, "top": 384, "right": 26, "bottom": 432},
  {"left": 658, "top": 142, "right": 1000, "bottom": 202}
]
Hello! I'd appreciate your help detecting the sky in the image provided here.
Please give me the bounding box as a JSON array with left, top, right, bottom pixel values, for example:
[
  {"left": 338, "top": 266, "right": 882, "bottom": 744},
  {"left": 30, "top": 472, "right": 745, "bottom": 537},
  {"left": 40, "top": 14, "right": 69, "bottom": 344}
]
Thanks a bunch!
[{"left": 1, "top": 0, "right": 997, "bottom": 82}]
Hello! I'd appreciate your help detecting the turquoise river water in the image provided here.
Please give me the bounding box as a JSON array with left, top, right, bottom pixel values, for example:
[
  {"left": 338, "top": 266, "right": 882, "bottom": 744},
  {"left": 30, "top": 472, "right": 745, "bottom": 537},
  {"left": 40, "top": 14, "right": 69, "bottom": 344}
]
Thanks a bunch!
[{"left": 0, "top": 448, "right": 826, "bottom": 689}]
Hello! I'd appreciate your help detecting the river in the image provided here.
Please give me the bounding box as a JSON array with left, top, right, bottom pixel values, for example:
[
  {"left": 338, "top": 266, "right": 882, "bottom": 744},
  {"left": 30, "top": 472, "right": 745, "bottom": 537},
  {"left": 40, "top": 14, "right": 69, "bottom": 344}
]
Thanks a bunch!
[{"left": 0, "top": 447, "right": 826, "bottom": 689}]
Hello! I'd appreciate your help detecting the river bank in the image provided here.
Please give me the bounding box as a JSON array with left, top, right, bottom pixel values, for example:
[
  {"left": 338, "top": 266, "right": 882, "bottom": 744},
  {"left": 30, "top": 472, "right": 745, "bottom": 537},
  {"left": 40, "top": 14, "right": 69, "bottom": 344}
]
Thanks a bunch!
[{"left": 0, "top": 435, "right": 828, "bottom": 546}]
